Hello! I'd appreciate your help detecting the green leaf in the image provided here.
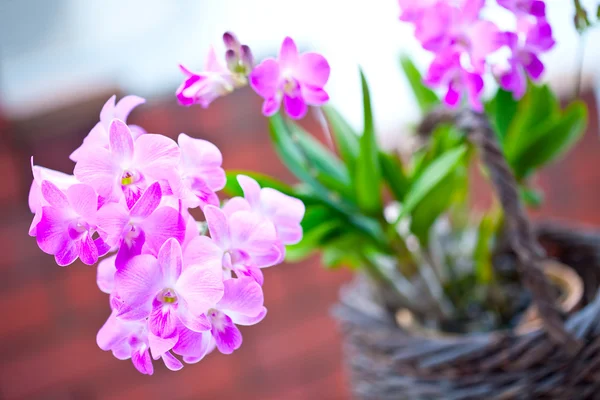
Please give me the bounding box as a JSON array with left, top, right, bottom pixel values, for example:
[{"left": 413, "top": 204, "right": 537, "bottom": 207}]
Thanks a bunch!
[
  {"left": 400, "top": 55, "right": 439, "bottom": 113},
  {"left": 512, "top": 100, "right": 587, "bottom": 179},
  {"left": 520, "top": 186, "right": 544, "bottom": 208},
  {"left": 323, "top": 105, "right": 359, "bottom": 169},
  {"left": 504, "top": 84, "right": 560, "bottom": 162},
  {"left": 289, "top": 122, "right": 350, "bottom": 185},
  {"left": 321, "top": 235, "right": 362, "bottom": 269},
  {"left": 401, "top": 145, "right": 467, "bottom": 217},
  {"left": 409, "top": 171, "right": 463, "bottom": 245},
  {"left": 286, "top": 219, "right": 346, "bottom": 262},
  {"left": 473, "top": 212, "right": 498, "bottom": 284},
  {"left": 355, "top": 70, "right": 383, "bottom": 215},
  {"left": 223, "top": 170, "right": 296, "bottom": 198},
  {"left": 380, "top": 151, "right": 409, "bottom": 202},
  {"left": 493, "top": 88, "right": 519, "bottom": 142}
]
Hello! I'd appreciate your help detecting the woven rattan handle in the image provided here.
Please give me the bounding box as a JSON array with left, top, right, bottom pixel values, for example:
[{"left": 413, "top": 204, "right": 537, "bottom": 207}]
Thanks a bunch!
[{"left": 418, "top": 108, "right": 578, "bottom": 348}]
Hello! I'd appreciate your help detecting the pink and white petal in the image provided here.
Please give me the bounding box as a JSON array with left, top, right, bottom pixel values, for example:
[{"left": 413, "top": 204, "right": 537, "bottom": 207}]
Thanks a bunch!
[
  {"left": 300, "top": 86, "right": 329, "bottom": 106},
  {"left": 221, "top": 197, "right": 252, "bottom": 218},
  {"left": 177, "top": 303, "right": 212, "bottom": 332},
  {"left": 140, "top": 207, "right": 186, "bottom": 256},
  {"left": 79, "top": 234, "right": 99, "bottom": 265},
  {"left": 41, "top": 181, "right": 69, "bottom": 209},
  {"left": 464, "top": 72, "right": 484, "bottom": 112},
  {"left": 97, "top": 255, "right": 117, "bottom": 294},
  {"left": 249, "top": 58, "right": 280, "bottom": 99},
  {"left": 109, "top": 119, "right": 135, "bottom": 164},
  {"left": 297, "top": 52, "right": 330, "bottom": 87},
  {"left": 133, "top": 134, "right": 181, "bottom": 180},
  {"left": 29, "top": 208, "right": 41, "bottom": 237},
  {"left": 248, "top": 240, "right": 285, "bottom": 268},
  {"left": 28, "top": 180, "right": 40, "bottom": 214},
  {"left": 444, "top": 82, "right": 462, "bottom": 108},
  {"left": 74, "top": 147, "right": 119, "bottom": 199},
  {"left": 176, "top": 264, "right": 224, "bottom": 316},
  {"left": 36, "top": 206, "right": 71, "bottom": 255},
  {"left": 469, "top": 21, "right": 501, "bottom": 72},
  {"left": 55, "top": 240, "right": 81, "bottom": 266},
  {"left": 523, "top": 53, "right": 544, "bottom": 81},
  {"left": 230, "top": 306, "right": 267, "bottom": 326},
  {"left": 182, "top": 235, "right": 223, "bottom": 269},
  {"left": 130, "top": 182, "right": 162, "bottom": 219},
  {"left": 96, "top": 203, "right": 129, "bottom": 247},
  {"left": 115, "top": 228, "right": 146, "bottom": 269},
  {"left": 178, "top": 134, "right": 223, "bottom": 172},
  {"left": 132, "top": 349, "right": 154, "bottom": 375},
  {"left": 97, "top": 310, "right": 128, "bottom": 351},
  {"left": 210, "top": 313, "right": 242, "bottom": 354},
  {"left": 203, "top": 205, "right": 231, "bottom": 248},
  {"left": 205, "top": 46, "right": 227, "bottom": 73},
  {"left": 217, "top": 277, "right": 264, "bottom": 317},
  {"left": 149, "top": 305, "right": 179, "bottom": 339},
  {"left": 99, "top": 95, "right": 117, "bottom": 126},
  {"left": 94, "top": 236, "right": 112, "bottom": 257},
  {"left": 66, "top": 184, "right": 98, "bottom": 220},
  {"left": 188, "top": 178, "right": 220, "bottom": 209},
  {"left": 161, "top": 351, "right": 184, "bottom": 371},
  {"left": 129, "top": 125, "right": 147, "bottom": 140},
  {"left": 262, "top": 97, "right": 281, "bottom": 117},
  {"left": 173, "top": 329, "right": 212, "bottom": 362},
  {"left": 261, "top": 187, "right": 305, "bottom": 222},
  {"left": 181, "top": 213, "right": 200, "bottom": 252},
  {"left": 114, "top": 95, "right": 145, "bottom": 122},
  {"left": 275, "top": 223, "right": 303, "bottom": 245},
  {"left": 237, "top": 175, "right": 261, "bottom": 207},
  {"left": 114, "top": 254, "right": 162, "bottom": 309},
  {"left": 283, "top": 95, "right": 308, "bottom": 120},
  {"left": 116, "top": 302, "right": 153, "bottom": 321},
  {"left": 230, "top": 211, "right": 277, "bottom": 246},
  {"left": 158, "top": 238, "right": 183, "bottom": 284},
  {"left": 278, "top": 37, "right": 299, "bottom": 70}
]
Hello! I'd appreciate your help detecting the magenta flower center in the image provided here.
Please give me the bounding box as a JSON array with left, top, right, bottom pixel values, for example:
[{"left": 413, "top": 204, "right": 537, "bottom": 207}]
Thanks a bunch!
[{"left": 158, "top": 288, "right": 178, "bottom": 304}]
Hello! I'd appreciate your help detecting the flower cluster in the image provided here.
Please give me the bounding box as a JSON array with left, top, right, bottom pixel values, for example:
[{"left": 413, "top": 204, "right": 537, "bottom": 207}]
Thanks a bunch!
[
  {"left": 29, "top": 95, "right": 305, "bottom": 374},
  {"left": 177, "top": 33, "right": 331, "bottom": 120},
  {"left": 398, "top": 0, "right": 555, "bottom": 109}
]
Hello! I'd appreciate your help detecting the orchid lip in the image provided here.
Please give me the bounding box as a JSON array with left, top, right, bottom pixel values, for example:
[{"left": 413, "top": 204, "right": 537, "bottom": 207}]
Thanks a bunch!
[
  {"left": 158, "top": 288, "right": 178, "bottom": 304},
  {"left": 121, "top": 170, "right": 137, "bottom": 186}
]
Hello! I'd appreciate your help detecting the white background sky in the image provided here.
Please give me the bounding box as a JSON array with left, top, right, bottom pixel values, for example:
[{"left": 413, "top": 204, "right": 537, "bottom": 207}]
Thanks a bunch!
[{"left": 1, "top": 0, "right": 599, "bottom": 140}]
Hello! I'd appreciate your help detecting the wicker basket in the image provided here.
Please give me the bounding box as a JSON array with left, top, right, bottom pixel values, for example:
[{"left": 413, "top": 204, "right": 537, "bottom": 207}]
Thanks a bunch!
[{"left": 334, "top": 109, "right": 600, "bottom": 399}]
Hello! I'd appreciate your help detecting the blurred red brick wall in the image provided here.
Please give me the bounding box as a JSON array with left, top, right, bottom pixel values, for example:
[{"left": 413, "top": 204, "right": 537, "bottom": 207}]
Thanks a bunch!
[{"left": 0, "top": 89, "right": 598, "bottom": 400}]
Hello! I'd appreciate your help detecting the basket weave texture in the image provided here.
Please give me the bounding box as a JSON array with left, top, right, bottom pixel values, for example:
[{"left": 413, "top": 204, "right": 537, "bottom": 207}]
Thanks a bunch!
[{"left": 334, "top": 109, "right": 600, "bottom": 400}]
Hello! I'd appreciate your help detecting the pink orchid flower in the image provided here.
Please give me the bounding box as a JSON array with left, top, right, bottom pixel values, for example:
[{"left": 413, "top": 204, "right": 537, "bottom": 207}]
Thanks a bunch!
[
  {"left": 424, "top": 50, "right": 484, "bottom": 111},
  {"left": 414, "top": 0, "right": 501, "bottom": 72},
  {"left": 114, "top": 239, "right": 224, "bottom": 348},
  {"left": 70, "top": 95, "right": 146, "bottom": 162},
  {"left": 28, "top": 158, "right": 78, "bottom": 236},
  {"left": 249, "top": 36, "right": 330, "bottom": 119},
  {"left": 74, "top": 118, "right": 180, "bottom": 208},
  {"left": 96, "top": 181, "right": 186, "bottom": 268},
  {"left": 35, "top": 181, "right": 110, "bottom": 266},
  {"left": 97, "top": 299, "right": 183, "bottom": 375},
  {"left": 493, "top": 18, "right": 555, "bottom": 99},
  {"left": 167, "top": 133, "right": 226, "bottom": 210},
  {"left": 176, "top": 47, "right": 236, "bottom": 108},
  {"left": 223, "top": 175, "right": 305, "bottom": 245},
  {"left": 184, "top": 205, "right": 283, "bottom": 285},
  {"left": 207, "top": 277, "right": 266, "bottom": 354}
]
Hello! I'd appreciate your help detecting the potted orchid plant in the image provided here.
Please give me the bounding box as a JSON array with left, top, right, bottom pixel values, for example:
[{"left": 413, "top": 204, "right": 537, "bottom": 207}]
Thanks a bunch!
[{"left": 28, "top": 0, "right": 600, "bottom": 397}]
